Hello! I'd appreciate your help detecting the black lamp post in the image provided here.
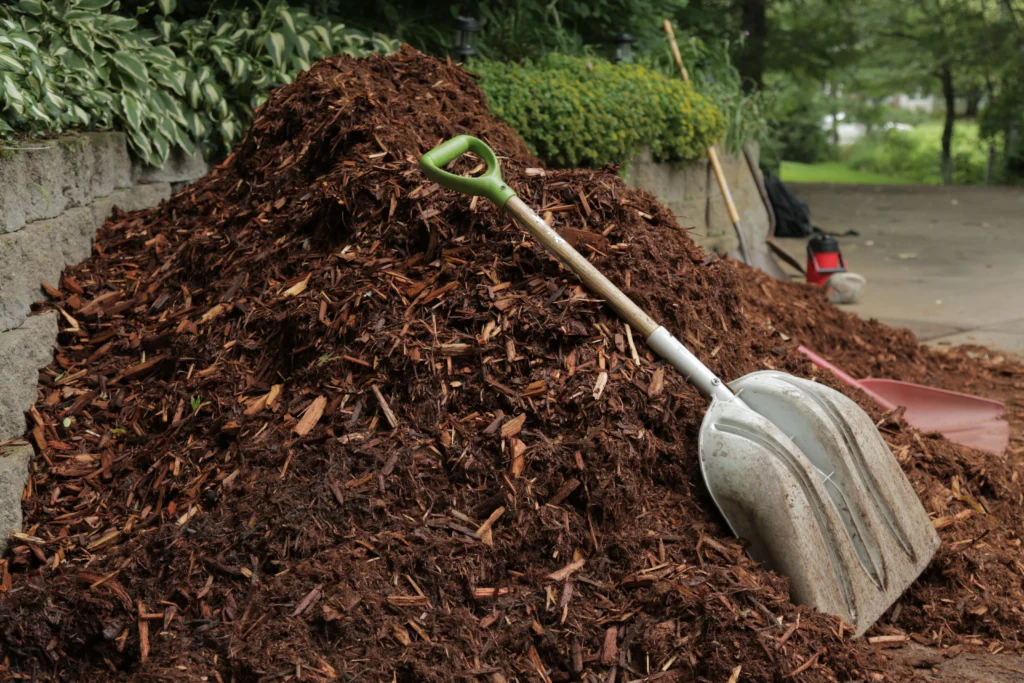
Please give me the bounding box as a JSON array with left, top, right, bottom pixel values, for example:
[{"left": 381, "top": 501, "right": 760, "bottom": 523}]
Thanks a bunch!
[
  {"left": 613, "top": 33, "right": 634, "bottom": 63},
  {"left": 453, "top": 16, "right": 481, "bottom": 60}
]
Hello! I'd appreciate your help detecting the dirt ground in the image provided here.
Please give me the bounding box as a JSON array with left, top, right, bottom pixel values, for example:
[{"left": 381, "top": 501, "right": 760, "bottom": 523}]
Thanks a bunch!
[{"left": 776, "top": 183, "right": 1024, "bottom": 353}]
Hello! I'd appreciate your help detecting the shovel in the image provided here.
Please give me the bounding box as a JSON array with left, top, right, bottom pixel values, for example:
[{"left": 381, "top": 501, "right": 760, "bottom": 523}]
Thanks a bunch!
[
  {"left": 420, "top": 136, "right": 939, "bottom": 636},
  {"left": 799, "top": 345, "right": 1009, "bottom": 455}
]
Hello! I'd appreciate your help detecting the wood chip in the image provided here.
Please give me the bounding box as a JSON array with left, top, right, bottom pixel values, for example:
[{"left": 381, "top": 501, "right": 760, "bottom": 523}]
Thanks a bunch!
[
  {"left": 509, "top": 438, "right": 526, "bottom": 478},
  {"left": 283, "top": 275, "right": 310, "bottom": 297},
  {"left": 293, "top": 396, "right": 327, "bottom": 436},
  {"left": 648, "top": 367, "right": 665, "bottom": 397},
  {"left": 371, "top": 385, "right": 398, "bottom": 428},
  {"left": 500, "top": 413, "right": 526, "bottom": 438},
  {"left": 546, "top": 558, "right": 585, "bottom": 582},
  {"left": 291, "top": 584, "right": 323, "bottom": 617},
  {"left": 600, "top": 625, "right": 618, "bottom": 665}
]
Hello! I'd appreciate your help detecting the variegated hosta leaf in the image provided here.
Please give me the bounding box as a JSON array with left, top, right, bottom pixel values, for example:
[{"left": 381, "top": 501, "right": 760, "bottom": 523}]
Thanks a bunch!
[
  {"left": 0, "top": 51, "right": 26, "bottom": 74},
  {"left": 201, "top": 80, "right": 220, "bottom": 105},
  {"left": 67, "top": 26, "right": 95, "bottom": 59},
  {"left": 15, "top": 1, "right": 44, "bottom": 16},
  {"left": 187, "top": 76, "right": 201, "bottom": 108},
  {"left": 264, "top": 31, "right": 285, "bottom": 68},
  {"left": 110, "top": 52, "right": 148, "bottom": 83},
  {"left": 0, "top": 34, "right": 37, "bottom": 53},
  {"left": 1, "top": 74, "right": 25, "bottom": 105},
  {"left": 156, "top": 0, "right": 176, "bottom": 16},
  {"left": 120, "top": 91, "right": 142, "bottom": 129},
  {"left": 77, "top": 0, "right": 115, "bottom": 10}
]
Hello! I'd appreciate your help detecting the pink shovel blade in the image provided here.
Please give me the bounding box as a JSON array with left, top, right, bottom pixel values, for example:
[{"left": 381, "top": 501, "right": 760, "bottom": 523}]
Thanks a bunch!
[{"left": 799, "top": 346, "right": 1009, "bottom": 455}]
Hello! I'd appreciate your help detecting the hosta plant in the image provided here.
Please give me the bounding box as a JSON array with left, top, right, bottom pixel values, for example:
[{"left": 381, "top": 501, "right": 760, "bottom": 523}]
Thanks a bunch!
[
  {"left": 0, "top": 0, "right": 398, "bottom": 166},
  {"left": 0, "top": 0, "right": 193, "bottom": 166},
  {"left": 154, "top": 2, "right": 399, "bottom": 158}
]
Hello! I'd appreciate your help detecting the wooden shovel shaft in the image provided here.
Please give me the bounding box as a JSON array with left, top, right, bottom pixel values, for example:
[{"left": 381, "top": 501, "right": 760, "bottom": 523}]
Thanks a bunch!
[
  {"left": 504, "top": 197, "right": 659, "bottom": 337},
  {"left": 503, "top": 196, "right": 734, "bottom": 402},
  {"left": 662, "top": 19, "right": 750, "bottom": 264}
]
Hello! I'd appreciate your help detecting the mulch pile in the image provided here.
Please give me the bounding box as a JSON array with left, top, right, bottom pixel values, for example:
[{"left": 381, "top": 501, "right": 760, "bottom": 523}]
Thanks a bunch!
[{"left": 2, "top": 46, "right": 1023, "bottom": 682}]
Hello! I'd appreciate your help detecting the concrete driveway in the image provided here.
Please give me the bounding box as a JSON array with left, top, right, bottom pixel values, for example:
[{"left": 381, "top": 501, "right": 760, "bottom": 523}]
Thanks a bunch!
[{"left": 772, "top": 184, "right": 1024, "bottom": 355}]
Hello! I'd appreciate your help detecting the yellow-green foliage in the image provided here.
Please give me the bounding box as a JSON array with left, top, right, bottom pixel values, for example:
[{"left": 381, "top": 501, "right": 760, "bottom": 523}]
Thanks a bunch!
[{"left": 474, "top": 55, "right": 725, "bottom": 168}]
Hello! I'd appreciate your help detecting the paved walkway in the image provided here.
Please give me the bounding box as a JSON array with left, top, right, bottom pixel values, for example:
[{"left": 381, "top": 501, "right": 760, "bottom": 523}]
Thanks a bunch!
[{"left": 773, "top": 184, "right": 1024, "bottom": 355}]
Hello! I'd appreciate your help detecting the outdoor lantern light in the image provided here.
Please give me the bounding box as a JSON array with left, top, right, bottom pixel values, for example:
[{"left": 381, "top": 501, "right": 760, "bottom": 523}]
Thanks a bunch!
[
  {"left": 453, "top": 16, "right": 481, "bottom": 60},
  {"left": 613, "top": 33, "right": 634, "bottom": 63}
]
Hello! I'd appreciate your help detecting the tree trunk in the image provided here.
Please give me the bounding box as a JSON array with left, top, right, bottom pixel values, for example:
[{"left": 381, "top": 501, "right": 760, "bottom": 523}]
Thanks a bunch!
[
  {"left": 737, "top": 0, "right": 766, "bottom": 92},
  {"left": 965, "top": 95, "right": 980, "bottom": 118},
  {"left": 940, "top": 63, "right": 955, "bottom": 185}
]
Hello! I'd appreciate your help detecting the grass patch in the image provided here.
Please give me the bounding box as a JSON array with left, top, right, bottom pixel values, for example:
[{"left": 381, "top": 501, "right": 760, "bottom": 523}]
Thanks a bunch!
[
  {"left": 780, "top": 161, "right": 911, "bottom": 185},
  {"left": 845, "top": 120, "right": 990, "bottom": 185}
]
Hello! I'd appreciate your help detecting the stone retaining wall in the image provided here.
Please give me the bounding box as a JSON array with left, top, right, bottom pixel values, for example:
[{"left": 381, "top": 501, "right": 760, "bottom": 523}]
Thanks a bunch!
[
  {"left": 0, "top": 132, "right": 206, "bottom": 554},
  {"left": 624, "top": 143, "right": 770, "bottom": 257}
]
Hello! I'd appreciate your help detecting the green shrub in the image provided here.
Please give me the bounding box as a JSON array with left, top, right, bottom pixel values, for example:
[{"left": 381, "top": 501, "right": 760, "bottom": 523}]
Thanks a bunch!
[
  {"left": 0, "top": 0, "right": 398, "bottom": 166},
  {"left": 643, "top": 34, "right": 769, "bottom": 154},
  {"left": 761, "top": 76, "right": 835, "bottom": 168},
  {"left": 473, "top": 54, "right": 725, "bottom": 168}
]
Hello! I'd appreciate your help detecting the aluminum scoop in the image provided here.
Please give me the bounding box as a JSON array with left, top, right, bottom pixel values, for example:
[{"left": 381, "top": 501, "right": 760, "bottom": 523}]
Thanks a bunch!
[{"left": 420, "top": 136, "right": 940, "bottom": 636}]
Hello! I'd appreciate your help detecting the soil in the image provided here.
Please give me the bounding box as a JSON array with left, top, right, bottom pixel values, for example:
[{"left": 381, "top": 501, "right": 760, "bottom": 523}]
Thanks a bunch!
[{"left": 1, "top": 47, "right": 1023, "bottom": 682}]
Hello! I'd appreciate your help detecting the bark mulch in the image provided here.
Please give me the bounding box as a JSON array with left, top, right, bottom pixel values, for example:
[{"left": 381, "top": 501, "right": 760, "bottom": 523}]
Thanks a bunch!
[{"left": 2, "top": 47, "right": 1023, "bottom": 682}]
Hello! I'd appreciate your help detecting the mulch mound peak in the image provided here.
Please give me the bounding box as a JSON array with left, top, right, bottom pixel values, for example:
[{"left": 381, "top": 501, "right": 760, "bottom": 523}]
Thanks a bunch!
[{"left": 2, "top": 47, "right": 1023, "bottom": 682}]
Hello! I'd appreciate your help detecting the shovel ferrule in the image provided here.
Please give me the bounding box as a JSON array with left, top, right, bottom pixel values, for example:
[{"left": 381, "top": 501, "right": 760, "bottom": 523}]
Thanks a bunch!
[{"left": 647, "top": 326, "right": 734, "bottom": 402}]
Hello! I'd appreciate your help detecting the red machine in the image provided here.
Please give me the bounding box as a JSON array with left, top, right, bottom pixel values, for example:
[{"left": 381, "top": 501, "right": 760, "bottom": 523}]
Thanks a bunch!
[{"left": 805, "top": 234, "right": 847, "bottom": 286}]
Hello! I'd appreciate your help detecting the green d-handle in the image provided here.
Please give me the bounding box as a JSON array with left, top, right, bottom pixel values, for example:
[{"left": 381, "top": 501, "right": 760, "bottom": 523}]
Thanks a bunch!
[{"left": 419, "top": 135, "right": 517, "bottom": 208}]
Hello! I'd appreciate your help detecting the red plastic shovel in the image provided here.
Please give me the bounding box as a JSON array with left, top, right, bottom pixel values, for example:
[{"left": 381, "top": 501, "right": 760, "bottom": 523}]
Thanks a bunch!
[{"left": 799, "top": 346, "right": 1009, "bottom": 455}]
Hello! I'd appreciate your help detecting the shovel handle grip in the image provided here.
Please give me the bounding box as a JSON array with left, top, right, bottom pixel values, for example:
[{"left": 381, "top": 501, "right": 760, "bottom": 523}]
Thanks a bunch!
[{"left": 419, "top": 135, "right": 517, "bottom": 208}]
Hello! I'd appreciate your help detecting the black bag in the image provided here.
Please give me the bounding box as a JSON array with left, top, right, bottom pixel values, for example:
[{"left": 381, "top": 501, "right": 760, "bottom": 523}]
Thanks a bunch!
[{"left": 764, "top": 170, "right": 812, "bottom": 238}]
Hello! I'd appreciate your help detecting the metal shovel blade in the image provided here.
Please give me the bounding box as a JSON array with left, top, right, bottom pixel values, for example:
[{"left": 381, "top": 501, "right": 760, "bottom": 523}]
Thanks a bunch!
[{"left": 699, "top": 371, "right": 940, "bottom": 636}]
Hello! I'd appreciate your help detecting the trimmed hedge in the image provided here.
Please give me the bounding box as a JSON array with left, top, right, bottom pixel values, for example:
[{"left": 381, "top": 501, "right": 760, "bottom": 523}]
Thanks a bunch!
[{"left": 474, "top": 55, "right": 725, "bottom": 168}]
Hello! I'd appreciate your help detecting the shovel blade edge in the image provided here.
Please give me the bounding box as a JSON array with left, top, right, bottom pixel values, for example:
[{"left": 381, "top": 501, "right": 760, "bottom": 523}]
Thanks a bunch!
[{"left": 698, "top": 371, "right": 939, "bottom": 636}]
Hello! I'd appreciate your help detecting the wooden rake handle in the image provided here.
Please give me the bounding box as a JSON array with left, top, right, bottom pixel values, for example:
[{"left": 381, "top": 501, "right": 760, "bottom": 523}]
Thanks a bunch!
[{"left": 663, "top": 19, "right": 750, "bottom": 263}]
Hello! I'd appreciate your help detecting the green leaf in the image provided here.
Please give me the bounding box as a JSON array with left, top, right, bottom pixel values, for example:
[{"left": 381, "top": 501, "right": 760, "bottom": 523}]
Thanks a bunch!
[
  {"left": 147, "top": 46, "right": 176, "bottom": 67},
  {"left": 0, "top": 53, "right": 25, "bottom": 74},
  {"left": 157, "top": 0, "right": 176, "bottom": 15},
  {"left": 170, "top": 121, "right": 195, "bottom": 156},
  {"left": 201, "top": 81, "right": 220, "bottom": 105},
  {"left": 296, "top": 35, "right": 311, "bottom": 61},
  {"left": 264, "top": 31, "right": 285, "bottom": 68},
  {"left": 110, "top": 52, "right": 148, "bottom": 83},
  {"left": 121, "top": 92, "right": 141, "bottom": 129},
  {"left": 16, "top": 0, "right": 43, "bottom": 15},
  {"left": 78, "top": 0, "right": 114, "bottom": 8},
  {"left": 71, "top": 104, "right": 90, "bottom": 125},
  {"left": 187, "top": 76, "right": 201, "bottom": 108},
  {"left": 149, "top": 128, "right": 170, "bottom": 165},
  {"left": 68, "top": 26, "right": 95, "bottom": 59},
  {"left": 0, "top": 35, "right": 37, "bottom": 53},
  {"left": 64, "top": 11, "right": 100, "bottom": 23},
  {"left": 233, "top": 57, "right": 248, "bottom": 83},
  {"left": 278, "top": 7, "right": 296, "bottom": 34},
  {"left": 28, "top": 103, "right": 50, "bottom": 121},
  {"left": 152, "top": 68, "right": 185, "bottom": 97},
  {"left": 43, "top": 88, "right": 64, "bottom": 110},
  {"left": 311, "top": 25, "right": 331, "bottom": 49},
  {"left": 2, "top": 75, "right": 25, "bottom": 106},
  {"left": 104, "top": 15, "right": 138, "bottom": 32},
  {"left": 64, "top": 51, "right": 88, "bottom": 70},
  {"left": 220, "top": 118, "right": 237, "bottom": 144},
  {"left": 127, "top": 128, "right": 155, "bottom": 165}
]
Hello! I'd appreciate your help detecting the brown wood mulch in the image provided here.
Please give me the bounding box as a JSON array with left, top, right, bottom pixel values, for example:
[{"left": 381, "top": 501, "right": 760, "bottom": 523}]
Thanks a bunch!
[{"left": 1, "top": 47, "right": 1022, "bottom": 683}]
